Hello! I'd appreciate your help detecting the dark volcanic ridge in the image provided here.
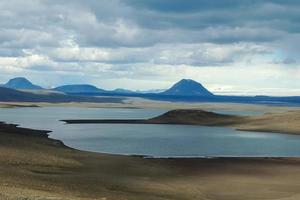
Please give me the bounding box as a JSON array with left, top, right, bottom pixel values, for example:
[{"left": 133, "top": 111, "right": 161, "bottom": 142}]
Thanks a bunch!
[
  {"left": 61, "top": 109, "right": 300, "bottom": 136},
  {"left": 61, "top": 109, "right": 243, "bottom": 126}
]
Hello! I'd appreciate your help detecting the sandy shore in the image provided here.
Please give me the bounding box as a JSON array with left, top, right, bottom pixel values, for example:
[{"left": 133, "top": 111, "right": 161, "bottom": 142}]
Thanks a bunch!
[
  {"left": 1, "top": 123, "right": 300, "bottom": 199},
  {"left": 2, "top": 97, "right": 300, "bottom": 112}
]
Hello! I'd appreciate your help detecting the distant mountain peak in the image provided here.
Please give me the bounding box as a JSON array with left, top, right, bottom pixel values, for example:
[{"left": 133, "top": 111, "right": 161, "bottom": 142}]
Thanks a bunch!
[
  {"left": 7, "top": 77, "right": 32, "bottom": 85},
  {"left": 175, "top": 79, "right": 200, "bottom": 86},
  {"left": 112, "top": 88, "right": 135, "bottom": 94},
  {"left": 3, "top": 77, "right": 43, "bottom": 90},
  {"left": 10, "top": 77, "right": 28, "bottom": 81},
  {"left": 162, "top": 79, "right": 213, "bottom": 96},
  {"left": 178, "top": 78, "right": 193, "bottom": 82},
  {"left": 53, "top": 84, "right": 106, "bottom": 93}
]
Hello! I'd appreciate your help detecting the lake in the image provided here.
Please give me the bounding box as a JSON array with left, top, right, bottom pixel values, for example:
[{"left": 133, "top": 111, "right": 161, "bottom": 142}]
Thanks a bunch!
[{"left": 1, "top": 107, "right": 300, "bottom": 157}]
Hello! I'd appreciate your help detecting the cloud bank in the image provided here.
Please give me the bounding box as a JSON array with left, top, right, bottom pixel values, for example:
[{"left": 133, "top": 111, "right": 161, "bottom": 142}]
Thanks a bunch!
[{"left": 0, "top": 0, "right": 299, "bottom": 95}]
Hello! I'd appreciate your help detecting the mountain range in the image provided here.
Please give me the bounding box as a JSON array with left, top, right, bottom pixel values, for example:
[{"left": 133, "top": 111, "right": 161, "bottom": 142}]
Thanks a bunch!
[
  {"left": 2, "top": 77, "right": 300, "bottom": 105},
  {"left": 0, "top": 86, "right": 123, "bottom": 103},
  {"left": 1, "top": 77, "right": 213, "bottom": 96}
]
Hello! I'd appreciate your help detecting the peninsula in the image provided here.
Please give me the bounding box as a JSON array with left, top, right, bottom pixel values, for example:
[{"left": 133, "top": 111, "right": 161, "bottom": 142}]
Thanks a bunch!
[{"left": 62, "top": 109, "right": 300, "bottom": 135}]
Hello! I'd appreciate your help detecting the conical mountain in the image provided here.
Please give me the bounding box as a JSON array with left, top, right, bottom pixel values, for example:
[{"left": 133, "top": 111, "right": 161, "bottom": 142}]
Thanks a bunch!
[
  {"left": 3, "top": 77, "right": 43, "bottom": 90},
  {"left": 162, "top": 79, "right": 213, "bottom": 96}
]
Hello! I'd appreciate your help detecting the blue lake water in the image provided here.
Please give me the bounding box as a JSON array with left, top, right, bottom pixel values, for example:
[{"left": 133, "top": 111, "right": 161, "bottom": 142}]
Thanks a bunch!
[{"left": 0, "top": 107, "right": 300, "bottom": 157}]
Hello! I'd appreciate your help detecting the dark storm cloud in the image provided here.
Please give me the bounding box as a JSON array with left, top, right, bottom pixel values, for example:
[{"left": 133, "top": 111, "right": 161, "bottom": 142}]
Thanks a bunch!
[
  {"left": 1, "top": 0, "right": 300, "bottom": 50},
  {"left": 124, "top": 0, "right": 300, "bottom": 12},
  {"left": 32, "top": 0, "right": 300, "bottom": 47},
  {"left": 122, "top": 0, "right": 300, "bottom": 33}
]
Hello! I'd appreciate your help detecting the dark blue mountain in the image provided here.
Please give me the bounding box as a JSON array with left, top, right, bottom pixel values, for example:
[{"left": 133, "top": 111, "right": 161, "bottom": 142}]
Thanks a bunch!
[
  {"left": 3, "top": 77, "right": 43, "bottom": 90},
  {"left": 111, "top": 88, "right": 136, "bottom": 94},
  {"left": 53, "top": 84, "right": 106, "bottom": 94},
  {"left": 161, "top": 79, "right": 213, "bottom": 96}
]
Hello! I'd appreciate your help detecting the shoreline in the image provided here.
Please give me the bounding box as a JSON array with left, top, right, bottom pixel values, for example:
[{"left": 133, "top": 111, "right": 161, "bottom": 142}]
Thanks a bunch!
[
  {"left": 3, "top": 121, "right": 297, "bottom": 159},
  {"left": 2, "top": 120, "right": 300, "bottom": 160},
  {"left": 2, "top": 122, "right": 300, "bottom": 199}
]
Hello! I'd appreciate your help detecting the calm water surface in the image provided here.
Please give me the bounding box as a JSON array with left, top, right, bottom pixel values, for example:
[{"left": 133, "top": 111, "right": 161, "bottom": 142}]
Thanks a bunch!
[{"left": 0, "top": 107, "right": 300, "bottom": 157}]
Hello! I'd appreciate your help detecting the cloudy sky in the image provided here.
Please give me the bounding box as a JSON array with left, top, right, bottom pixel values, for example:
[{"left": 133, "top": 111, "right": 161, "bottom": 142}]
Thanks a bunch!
[{"left": 0, "top": 0, "right": 300, "bottom": 95}]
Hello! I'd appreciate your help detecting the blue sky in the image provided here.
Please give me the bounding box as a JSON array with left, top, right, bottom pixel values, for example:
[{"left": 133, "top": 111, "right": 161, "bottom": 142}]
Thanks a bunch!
[{"left": 0, "top": 0, "right": 300, "bottom": 95}]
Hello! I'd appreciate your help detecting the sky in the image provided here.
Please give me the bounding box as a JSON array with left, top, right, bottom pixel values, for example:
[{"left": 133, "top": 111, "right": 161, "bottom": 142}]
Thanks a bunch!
[{"left": 0, "top": 0, "right": 300, "bottom": 95}]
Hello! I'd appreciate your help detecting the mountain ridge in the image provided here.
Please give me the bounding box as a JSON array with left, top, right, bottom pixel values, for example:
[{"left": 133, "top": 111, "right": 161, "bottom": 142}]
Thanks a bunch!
[
  {"left": 53, "top": 84, "right": 106, "bottom": 93},
  {"left": 0, "top": 86, "right": 122, "bottom": 103}
]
